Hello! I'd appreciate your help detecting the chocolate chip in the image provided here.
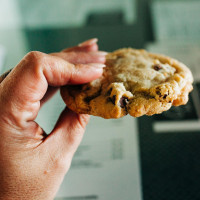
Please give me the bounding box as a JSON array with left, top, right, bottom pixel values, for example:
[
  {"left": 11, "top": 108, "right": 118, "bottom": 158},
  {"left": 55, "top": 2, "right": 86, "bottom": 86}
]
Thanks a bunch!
[
  {"left": 156, "top": 89, "right": 161, "bottom": 96},
  {"left": 106, "top": 88, "right": 112, "bottom": 96},
  {"left": 84, "top": 89, "right": 102, "bottom": 103},
  {"left": 163, "top": 94, "right": 168, "bottom": 99},
  {"left": 119, "top": 97, "right": 129, "bottom": 108},
  {"left": 153, "top": 64, "right": 162, "bottom": 71},
  {"left": 73, "top": 84, "right": 83, "bottom": 90},
  {"left": 85, "top": 96, "right": 95, "bottom": 103},
  {"left": 108, "top": 95, "right": 116, "bottom": 105}
]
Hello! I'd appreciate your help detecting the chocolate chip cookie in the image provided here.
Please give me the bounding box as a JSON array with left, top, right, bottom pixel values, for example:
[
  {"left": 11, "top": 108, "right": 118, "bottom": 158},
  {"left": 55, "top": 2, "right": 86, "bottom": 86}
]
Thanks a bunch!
[{"left": 60, "top": 48, "right": 193, "bottom": 118}]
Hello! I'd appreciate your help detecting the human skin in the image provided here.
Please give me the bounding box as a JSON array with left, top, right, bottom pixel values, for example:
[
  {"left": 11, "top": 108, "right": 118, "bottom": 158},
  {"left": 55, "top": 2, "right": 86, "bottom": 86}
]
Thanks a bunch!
[{"left": 0, "top": 39, "right": 106, "bottom": 200}]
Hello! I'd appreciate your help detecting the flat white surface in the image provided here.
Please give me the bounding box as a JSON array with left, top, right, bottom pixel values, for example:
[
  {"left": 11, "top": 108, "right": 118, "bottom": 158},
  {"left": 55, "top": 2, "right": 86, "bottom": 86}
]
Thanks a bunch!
[{"left": 36, "top": 93, "right": 142, "bottom": 200}]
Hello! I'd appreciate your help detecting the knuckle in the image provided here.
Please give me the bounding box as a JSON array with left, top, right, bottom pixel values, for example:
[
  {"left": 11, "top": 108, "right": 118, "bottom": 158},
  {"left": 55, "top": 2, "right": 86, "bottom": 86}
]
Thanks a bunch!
[
  {"left": 25, "top": 51, "right": 45, "bottom": 70},
  {"left": 26, "top": 51, "right": 43, "bottom": 61}
]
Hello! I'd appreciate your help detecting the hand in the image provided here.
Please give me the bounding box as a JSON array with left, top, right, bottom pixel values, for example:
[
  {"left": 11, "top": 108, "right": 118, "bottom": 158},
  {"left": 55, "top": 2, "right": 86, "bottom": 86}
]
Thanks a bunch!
[{"left": 0, "top": 39, "right": 106, "bottom": 200}]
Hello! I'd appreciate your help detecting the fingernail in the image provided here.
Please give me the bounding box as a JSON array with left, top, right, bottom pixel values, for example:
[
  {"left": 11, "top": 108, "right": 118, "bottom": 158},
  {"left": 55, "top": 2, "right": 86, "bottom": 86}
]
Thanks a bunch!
[
  {"left": 91, "top": 51, "right": 108, "bottom": 56},
  {"left": 88, "top": 63, "right": 106, "bottom": 68},
  {"left": 78, "top": 38, "right": 98, "bottom": 47}
]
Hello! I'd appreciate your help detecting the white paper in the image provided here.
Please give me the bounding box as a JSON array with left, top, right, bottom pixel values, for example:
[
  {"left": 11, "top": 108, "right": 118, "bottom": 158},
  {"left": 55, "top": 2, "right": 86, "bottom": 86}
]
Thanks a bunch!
[
  {"left": 152, "top": 0, "right": 200, "bottom": 41},
  {"left": 36, "top": 92, "right": 142, "bottom": 200}
]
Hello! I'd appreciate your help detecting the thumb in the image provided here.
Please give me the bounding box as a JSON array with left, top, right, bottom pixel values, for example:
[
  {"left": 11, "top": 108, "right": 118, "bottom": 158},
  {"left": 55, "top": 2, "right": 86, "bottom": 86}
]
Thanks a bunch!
[{"left": 46, "top": 107, "right": 89, "bottom": 158}]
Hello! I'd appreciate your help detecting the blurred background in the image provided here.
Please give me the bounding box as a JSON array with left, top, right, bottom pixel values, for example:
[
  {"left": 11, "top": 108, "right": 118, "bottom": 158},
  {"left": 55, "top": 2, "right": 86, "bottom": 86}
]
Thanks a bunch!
[{"left": 0, "top": 0, "right": 200, "bottom": 199}]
